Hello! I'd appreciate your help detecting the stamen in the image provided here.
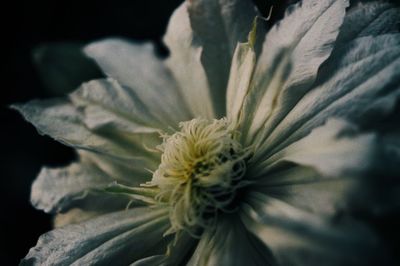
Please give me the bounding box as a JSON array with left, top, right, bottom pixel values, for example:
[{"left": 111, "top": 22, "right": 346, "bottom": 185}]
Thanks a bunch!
[{"left": 146, "top": 118, "right": 249, "bottom": 235}]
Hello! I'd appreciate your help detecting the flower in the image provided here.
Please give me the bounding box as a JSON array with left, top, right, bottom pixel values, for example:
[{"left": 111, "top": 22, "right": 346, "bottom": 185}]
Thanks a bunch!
[{"left": 15, "top": 0, "right": 400, "bottom": 265}]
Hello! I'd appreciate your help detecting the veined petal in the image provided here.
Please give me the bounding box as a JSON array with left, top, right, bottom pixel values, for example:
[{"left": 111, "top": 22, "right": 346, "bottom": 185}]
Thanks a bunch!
[
  {"left": 337, "top": 1, "right": 400, "bottom": 42},
  {"left": 226, "top": 27, "right": 257, "bottom": 125},
  {"left": 256, "top": 33, "right": 400, "bottom": 156},
  {"left": 187, "top": 0, "right": 257, "bottom": 116},
  {"left": 241, "top": 0, "right": 349, "bottom": 144},
  {"left": 252, "top": 165, "right": 356, "bottom": 217},
  {"left": 251, "top": 119, "right": 377, "bottom": 178},
  {"left": 241, "top": 192, "right": 388, "bottom": 266},
  {"left": 31, "top": 152, "right": 151, "bottom": 215},
  {"left": 13, "top": 98, "right": 159, "bottom": 169},
  {"left": 163, "top": 3, "right": 215, "bottom": 119},
  {"left": 21, "top": 208, "right": 170, "bottom": 266},
  {"left": 187, "top": 215, "right": 276, "bottom": 266},
  {"left": 84, "top": 39, "right": 192, "bottom": 126}
]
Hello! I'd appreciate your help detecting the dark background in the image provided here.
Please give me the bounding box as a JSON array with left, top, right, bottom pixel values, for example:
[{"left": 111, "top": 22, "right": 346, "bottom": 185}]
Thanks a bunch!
[
  {"left": 1, "top": 0, "right": 286, "bottom": 264},
  {"left": 5, "top": 0, "right": 398, "bottom": 265}
]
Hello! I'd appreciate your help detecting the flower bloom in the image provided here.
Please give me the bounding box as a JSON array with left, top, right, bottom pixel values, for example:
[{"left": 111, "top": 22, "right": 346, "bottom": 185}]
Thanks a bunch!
[{"left": 16, "top": 0, "right": 400, "bottom": 265}]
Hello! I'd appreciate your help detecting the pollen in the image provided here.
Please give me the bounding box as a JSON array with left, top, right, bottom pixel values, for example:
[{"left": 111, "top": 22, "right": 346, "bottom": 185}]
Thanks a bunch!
[{"left": 145, "top": 118, "right": 248, "bottom": 235}]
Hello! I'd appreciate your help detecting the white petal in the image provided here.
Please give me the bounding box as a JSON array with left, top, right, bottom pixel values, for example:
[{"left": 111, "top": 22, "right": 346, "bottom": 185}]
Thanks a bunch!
[
  {"left": 13, "top": 98, "right": 159, "bottom": 168},
  {"left": 85, "top": 39, "right": 192, "bottom": 126},
  {"left": 253, "top": 167, "right": 356, "bottom": 217},
  {"left": 241, "top": 0, "right": 349, "bottom": 144},
  {"left": 163, "top": 3, "right": 215, "bottom": 119},
  {"left": 226, "top": 30, "right": 257, "bottom": 125},
  {"left": 187, "top": 216, "right": 275, "bottom": 266},
  {"left": 187, "top": 0, "right": 257, "bottom": 116},
  {"left": 256, "top": 33, "right": 400, "bottom": 156},
  {"left": 21, "top": 208, "right": 169, "bottom": 266},
  {"left": 241, "top": 192, "right": 388, "bottom": 266},
  {"left": 251, "top": 119, "right": 376, "bottom": 178}
]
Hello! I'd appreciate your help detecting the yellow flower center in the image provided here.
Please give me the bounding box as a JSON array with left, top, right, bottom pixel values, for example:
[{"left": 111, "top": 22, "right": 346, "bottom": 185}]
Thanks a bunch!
[{"left": 147, "top": 118, "right": 248, "bottom": 235}]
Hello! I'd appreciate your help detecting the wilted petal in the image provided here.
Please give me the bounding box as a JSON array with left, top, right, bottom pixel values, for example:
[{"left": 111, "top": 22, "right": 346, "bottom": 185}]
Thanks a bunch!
[
  {"left": 241, "top": 0, "right": 349, "bottom": 144},
  {"left": 21, "top": 207, "right": 170, "bottom": 266},
  {"left": 241, "top": 192, "right": 389, "bottom": 266},
  {"left": 187, "top": 216, "right": 276, "bottom": 266},
  {"left": 85, "top": 39, "right": 192, "bottom": 126}
]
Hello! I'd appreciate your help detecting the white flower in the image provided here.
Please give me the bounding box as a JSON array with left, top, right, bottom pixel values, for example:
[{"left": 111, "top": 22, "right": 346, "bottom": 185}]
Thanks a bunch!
[{"left": 16, "top": 0, "right": 400, "bottom": 265}]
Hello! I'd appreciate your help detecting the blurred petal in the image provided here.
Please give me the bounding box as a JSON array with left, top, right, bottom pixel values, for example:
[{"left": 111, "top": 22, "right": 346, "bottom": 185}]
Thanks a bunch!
[
  {"left": 251, "top": 119, "right": 377, "bottom": 178},
  {"left": 33, "top": 42, "right": 102, "bottom": 96},
  {"left": 241, "top": 0, "right": 349, "bottom": 144},
  {"left": 188, "top": 215, "right": 276, "bottom": 266},
  {"left": 21, "top": 208, "right": 170, "bottom": 266},
  {"left": 187, "top": 0, "right": 257, "bottom": 116},
  {"left": 241, "top": 192, "right": 389, "bottom": 266},
  {"left": 251, "top": 165, "right": 356, "bottom": 217},
  {"left": 85, "top": 39, "right": 192, "bottom": 126}
]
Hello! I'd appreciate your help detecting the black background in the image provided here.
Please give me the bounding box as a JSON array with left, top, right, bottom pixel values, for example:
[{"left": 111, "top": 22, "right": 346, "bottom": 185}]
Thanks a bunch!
[
  {"left": 6, "top": 0, "right": 399, "bottom": 265},
  {"left": 1, "top": 0, "right": 287, "bottom": 264}
]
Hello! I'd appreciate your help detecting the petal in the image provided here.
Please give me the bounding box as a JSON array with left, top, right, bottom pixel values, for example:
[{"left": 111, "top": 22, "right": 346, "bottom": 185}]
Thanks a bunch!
[
  {"left": 251, "top": 119, "right": 377, "bottom": 178},
  {"left": 31, "top": 157, "right": 130, "bottom": 214},
  {"left": 13, "top": 97, "right": 159, "bottom": 169},
  {"left": 163, "top": 3, "right": 215, "bottom": 119},
  {"left": 21, "top": 207, "right": 170, "bottom": 266},
  {"left": 33, "top": 42, "right": 102, "bottom": 96},
  {"left": 226, "top": 23, "right": 257, "bottom": 124},
  {"left": 249, "top": 165, "right": 356, "bottom": 218},
  {"left": 241, "top": 0, "right": 349, "bottom": 144},
  {"left": 187, "top": 215, "right": 276, "bottom": 266},
  {"left": 241, "top": 192, "right": 389, "bottom": 266},
  {"left": 70, "top": 78, "right": 163, "bottom": 133},
  {"left": 187, "top": 0, "right": 257, "bottom": 116},
  {"left": 256, "top": 33, "right": 400, "bottom": 156},
  {"left": 337, "top": 1, "right": 400, "bottom": 42},
  {"left": 85, "top": 39, "right": 192, "bottom": 126}
]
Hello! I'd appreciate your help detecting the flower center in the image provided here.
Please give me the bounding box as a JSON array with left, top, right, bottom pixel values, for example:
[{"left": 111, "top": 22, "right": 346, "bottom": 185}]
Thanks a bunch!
[{"left": 147, "top": 118, "right": 248, "bottom": 235}]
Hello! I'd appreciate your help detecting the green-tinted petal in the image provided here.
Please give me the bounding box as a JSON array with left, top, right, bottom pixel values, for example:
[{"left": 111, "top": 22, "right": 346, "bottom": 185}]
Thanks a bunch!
[
  {"left": 226, "top": 24, "right": 257, "bottom": 125},
  {"left": 21, "top": 207, "right": 169, "bottom": 266},
  {"left": 84, "top": 39, "right": 192, "bottom": 126}
]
